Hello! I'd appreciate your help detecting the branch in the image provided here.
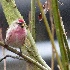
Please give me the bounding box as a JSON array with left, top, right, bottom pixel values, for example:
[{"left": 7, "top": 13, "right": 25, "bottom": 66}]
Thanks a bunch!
[{"left": 0, "top": 41, "right": 50, "bottom": 70}]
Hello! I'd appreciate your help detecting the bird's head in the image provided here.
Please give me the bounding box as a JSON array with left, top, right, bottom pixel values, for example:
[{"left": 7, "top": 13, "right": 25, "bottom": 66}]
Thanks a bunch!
[{"left": 17, "top": 18, "right": 26, "bottom": 28}]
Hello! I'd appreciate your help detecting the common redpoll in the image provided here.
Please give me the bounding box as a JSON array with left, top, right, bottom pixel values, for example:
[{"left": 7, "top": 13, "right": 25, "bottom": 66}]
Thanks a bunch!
[{"left": 5, "top": 19, "right": 27, "bottom": 48}]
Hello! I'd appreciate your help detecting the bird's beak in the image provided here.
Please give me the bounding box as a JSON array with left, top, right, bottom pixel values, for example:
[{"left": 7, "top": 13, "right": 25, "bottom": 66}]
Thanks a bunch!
[
  {"left": 21, "top": 23, "right": 26, "bottom": 28},
  {"left": 21, "top": 23, "right": 25, "bottom": 27}
]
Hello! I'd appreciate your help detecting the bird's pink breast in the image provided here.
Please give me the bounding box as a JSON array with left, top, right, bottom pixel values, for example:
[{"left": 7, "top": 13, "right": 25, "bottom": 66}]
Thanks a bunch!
[{"left": 5, "top": 24, "right": 27, "bottom": 48}]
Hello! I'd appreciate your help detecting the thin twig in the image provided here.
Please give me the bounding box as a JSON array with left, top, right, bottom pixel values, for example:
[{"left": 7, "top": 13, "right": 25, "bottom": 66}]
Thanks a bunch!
[
  {"left": 0, "top": 55, "right": 23, "bottom": 62},
  {"left": 49, "top": 3, "right": 55, "bottom": 70},
  {"left": 2, "top": 47, "right": 6, "bottom": 70},
  {"left": 47, "top": 0, "right": 55, "bottom": 70},
  {"left": 0, "top": 28, "right": 6, "bottom": 70}
]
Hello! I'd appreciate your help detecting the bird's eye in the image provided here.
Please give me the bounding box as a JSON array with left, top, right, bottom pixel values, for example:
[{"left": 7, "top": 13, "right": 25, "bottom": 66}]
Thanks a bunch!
[
  {"left": 17, "top": 23, "right": 24, "bottom": 28},
  {"left": 17, "top": 23, "right": 22, "bottom": 25}
]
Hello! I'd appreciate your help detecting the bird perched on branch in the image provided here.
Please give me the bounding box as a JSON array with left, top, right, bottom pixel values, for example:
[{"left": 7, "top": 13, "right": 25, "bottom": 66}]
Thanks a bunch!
[{"left": 5, "top": 18, "right": 27, "bottom": 48}]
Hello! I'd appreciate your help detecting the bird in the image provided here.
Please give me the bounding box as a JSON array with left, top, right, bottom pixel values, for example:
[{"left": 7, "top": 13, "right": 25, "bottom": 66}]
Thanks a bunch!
[{"left": 5, "top": 18, "right": 27, "bottom": 48}]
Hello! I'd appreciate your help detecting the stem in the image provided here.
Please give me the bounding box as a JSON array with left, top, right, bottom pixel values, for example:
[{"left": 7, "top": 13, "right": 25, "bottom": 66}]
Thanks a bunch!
[
  {"left": 30, "top": 0, "right": 36, "bottom": 40},
  {"left": 52, "top": 0, "right": 69, "bottom": 70},
  {"left": 27, "top": 1, "right": 39, "bottom": 69},
  {"left": 48, "top": 0, "right": 55, "bottom": 70},
  {"left": 60, "top": 17, "right": 70, "bottom": 62},
  {"left": 36, "top": 0, "right": 63, "bottom": 70},
  {"left": 0, "top": 28, "right": 6, "bottom": 70},
  {"left": 63, "top": 34, "right": 70, "bottom": 61}
]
